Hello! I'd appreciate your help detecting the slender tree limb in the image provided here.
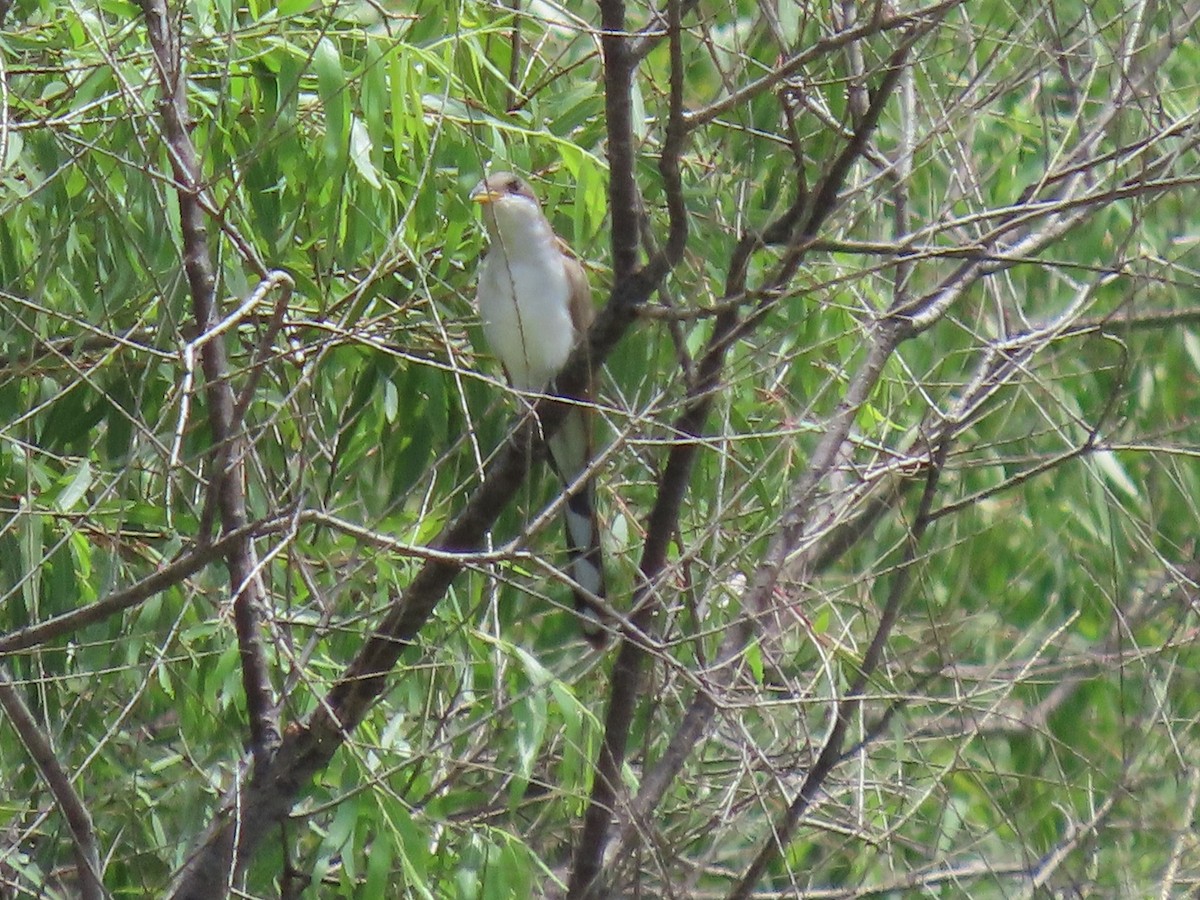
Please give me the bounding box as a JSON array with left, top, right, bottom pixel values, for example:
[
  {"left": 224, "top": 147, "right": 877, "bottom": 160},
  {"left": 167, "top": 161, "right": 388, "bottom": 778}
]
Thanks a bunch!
[
  {"left": 724, "top": 860, "right": 1036, "bottom": 898},
  {"left": 726, "top": 437, "right": 950, "bottom": 899},
  {"left": 504, "top": 0, "right": 523, "bottom": 111},
  {"left": 583, "top": 30, "right": 927, "bottom": 892},
  {"left": 683, "top": 0, "right": 962, "bottom": 131},
  {"left": 0, "top": 518, "right": 281, "bottom": 656},
  {"left": 505, "top": 0, "right": 698, "bottom": 114},
  {"left": 657, "top": 0, "right": 688, "bottom": 267},
  {"left": 1158, "top": 766, "right": 1200, "bottom": 900},
  {"left": 906, "top": 563, "right": 1190, "bottom": 744},
  {"left": 596, "top": 31, "right": 917, "bottom": 891},
  {"left": 835, "top": 0, "right": 870, "bottom": 126},
  {"left": 599, "top": 0, "right": 640, "bottom": 279},
  {"left": 610, "top": 475, "right": 905, "bottom": 864},
  {"left": 231, "top": 270, "right": 294, "bottom": 426},
  {"left": 1021, "top": 790, "right": 1118, "bottom": 898},
  {"left": 0, "top": 665, "right": 106, "bottom": 900},
  {"left": 567, "top": 1, "right": 694, "bottom": 892},
  {"left": 800, "top": 32, "right": 926, "bottom": 242},
  {"left": 726, "top": 26, "right": 975, "bottom": 655},
  {"left": 630, "top": 0, "right": 700, "bottom": 61},
  {"left": 138, "top": 0, "right": 279, "bottom": 768},
  {"left": 606, "top": 318, "right": 900, "bottom": 878}
]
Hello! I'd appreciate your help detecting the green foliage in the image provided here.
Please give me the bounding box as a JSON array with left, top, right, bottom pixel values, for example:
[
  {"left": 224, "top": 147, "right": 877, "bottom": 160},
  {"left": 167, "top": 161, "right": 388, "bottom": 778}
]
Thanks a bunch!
[{"left": 2, "top": 0, "right": 1200, "bottom": 896}]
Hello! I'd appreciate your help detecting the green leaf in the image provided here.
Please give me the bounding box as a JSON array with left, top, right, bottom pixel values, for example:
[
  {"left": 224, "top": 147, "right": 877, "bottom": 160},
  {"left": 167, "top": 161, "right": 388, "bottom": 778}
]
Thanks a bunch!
[
  {"left": 1092, "top": 449, "right": 1140, "bottom": 501},
  {"left": 314, "top": 37, "right": 348, "bottom": 165},
  {"left": 364, "top": 832, "right": 394, "bottom": 897},
  {"left": 53, "top": 459, "right": 92, "bottom": 511},
  {"left": 1183, "top": 328, "right": 1200, "bottom": 375},
  {"left": 745, "top": 639, "right": 764, "bottom": 685},
  {"left": 349, "top": 117, "right": 382, "bottom": 189}
]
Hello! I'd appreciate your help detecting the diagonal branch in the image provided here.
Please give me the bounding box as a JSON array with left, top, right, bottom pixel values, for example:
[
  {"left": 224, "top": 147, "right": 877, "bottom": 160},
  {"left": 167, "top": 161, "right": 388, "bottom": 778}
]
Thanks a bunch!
[
  {"left": 683, "top": 0, "right": 963, "bottom": 131},
  {"left": 726, "top": 437, "right": 950, "bottom": 899},
  {"left": 0, "top": 666, "right": 106, "bottom": 900},
  {"left": 567, "top": 0, "right": 692, "bottom": 892},
  {"left": 0, "top": 517, "right": 282, "bottom": 656},
  {"left": 572, "top": 29, "right": 926, "bottom": 894}
]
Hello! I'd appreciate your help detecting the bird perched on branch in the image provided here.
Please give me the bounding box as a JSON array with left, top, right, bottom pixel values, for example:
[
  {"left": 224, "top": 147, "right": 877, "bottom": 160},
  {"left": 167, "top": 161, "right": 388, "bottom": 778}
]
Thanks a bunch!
[{"left": 470, "top": 172, "right": 607, "bottom": 646}]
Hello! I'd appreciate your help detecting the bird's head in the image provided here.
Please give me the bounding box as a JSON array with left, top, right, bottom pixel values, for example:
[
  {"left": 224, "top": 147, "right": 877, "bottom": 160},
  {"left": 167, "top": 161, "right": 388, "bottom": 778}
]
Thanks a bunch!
[{"left": 470, "top": 172, "right": 547, "bottom": 240}]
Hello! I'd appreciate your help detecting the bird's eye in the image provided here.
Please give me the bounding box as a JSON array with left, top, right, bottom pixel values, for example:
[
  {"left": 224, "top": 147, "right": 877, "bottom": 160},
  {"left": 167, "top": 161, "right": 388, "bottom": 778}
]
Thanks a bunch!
[{"left": 507, "top": 179, "right": 521, "bottom": 193}]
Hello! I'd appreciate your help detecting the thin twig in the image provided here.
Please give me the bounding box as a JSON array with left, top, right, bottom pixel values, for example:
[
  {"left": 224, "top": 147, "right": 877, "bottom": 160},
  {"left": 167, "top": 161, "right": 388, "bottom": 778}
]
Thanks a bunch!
[
  {"left": 1158, "top": 766, "right": 1200, "bottom": 900},
  {"left": 231, "top": 270, "right": 295, "bottom": 426},
  {"left": 727, "top": 437, "right": 950, "bottom": 899},
  {"left": 1020, "top": 790, "right": 1118, "bottom": 898},
  {"left": 567, "top": 0, "right": 691, "bottom": 891}
]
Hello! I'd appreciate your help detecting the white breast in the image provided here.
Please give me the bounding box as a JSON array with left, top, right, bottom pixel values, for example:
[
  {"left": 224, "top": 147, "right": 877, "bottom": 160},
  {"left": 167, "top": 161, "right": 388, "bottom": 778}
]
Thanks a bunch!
[{"left": 477, "top": 229, "right": 576, "bottom": 390}]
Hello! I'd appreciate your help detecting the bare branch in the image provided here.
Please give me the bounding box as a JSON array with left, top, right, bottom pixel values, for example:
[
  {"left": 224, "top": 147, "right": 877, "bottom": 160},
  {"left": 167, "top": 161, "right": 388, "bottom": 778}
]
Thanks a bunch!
[
  {"left": 592, "top": 32, "right": 925, "bottom": 885},
  {"left": 1021, "top": 791, "right": 1118, "bottom": 897},
  {"left": 599, "top": 0, "right": 641, "bottom": 279},
  {"left": 0, "top": 666, "right": 106, "bottom": 900},
  {"left": 684, "top": 0, "right": 963, "bottom": 131},
  {"left": 727, "top": 437, "right": 950, "bottom": 899},
  {"left": 137, "top": 0, "right": 279, "bottom": 768},
  {"left": 1159, "top": 767, "right": 1200, "bottom": 900},
  {"left": 231, "top": 270, "right": 295, "bottom": 426},
  {"left": 0, "top": 518, "right": 281, "bottom": 657}
]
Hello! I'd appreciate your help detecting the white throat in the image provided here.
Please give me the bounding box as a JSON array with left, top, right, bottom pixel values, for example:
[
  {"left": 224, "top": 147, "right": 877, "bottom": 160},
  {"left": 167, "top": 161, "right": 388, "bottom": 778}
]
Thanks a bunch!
[{"left": 477, "top": 198, "right": 576, "bottom": 390}]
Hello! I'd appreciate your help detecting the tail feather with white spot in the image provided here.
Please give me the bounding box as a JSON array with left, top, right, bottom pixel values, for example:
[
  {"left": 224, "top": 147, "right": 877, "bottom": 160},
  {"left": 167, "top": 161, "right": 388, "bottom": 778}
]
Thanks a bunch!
[{"left": 548, "top": 409, "right": 607, "bottom": 646}]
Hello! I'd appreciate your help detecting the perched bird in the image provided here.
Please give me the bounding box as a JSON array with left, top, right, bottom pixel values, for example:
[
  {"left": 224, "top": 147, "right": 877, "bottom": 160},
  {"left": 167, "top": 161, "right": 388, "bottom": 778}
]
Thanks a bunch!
[{"left": 470, "top": 172, "right": 607, "bottom": 645}]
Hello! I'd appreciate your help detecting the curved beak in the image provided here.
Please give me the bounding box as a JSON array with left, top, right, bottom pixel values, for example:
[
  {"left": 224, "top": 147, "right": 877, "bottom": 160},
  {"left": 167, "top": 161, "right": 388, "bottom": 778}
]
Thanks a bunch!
[{"left": 470, "top": 183, "right": 498, "bottom": 205}]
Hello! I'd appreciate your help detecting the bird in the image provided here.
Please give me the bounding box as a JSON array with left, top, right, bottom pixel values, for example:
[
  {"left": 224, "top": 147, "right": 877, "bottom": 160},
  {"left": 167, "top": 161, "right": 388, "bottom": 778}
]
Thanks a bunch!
[{"left": 470, "top": 172, "right": 607, "bottom": 646}]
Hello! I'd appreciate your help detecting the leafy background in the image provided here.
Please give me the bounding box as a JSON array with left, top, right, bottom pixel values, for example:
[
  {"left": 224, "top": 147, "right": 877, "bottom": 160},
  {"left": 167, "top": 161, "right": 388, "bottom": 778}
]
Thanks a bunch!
[{"left": 2, "top": 0, "right": 1200, "bottom": 896}]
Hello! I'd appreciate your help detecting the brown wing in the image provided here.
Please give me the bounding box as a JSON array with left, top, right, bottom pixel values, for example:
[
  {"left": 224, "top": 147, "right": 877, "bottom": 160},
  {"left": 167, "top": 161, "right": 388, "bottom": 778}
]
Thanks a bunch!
[{"left": 557, "top": 237, "right": 594, "bottom": 339}]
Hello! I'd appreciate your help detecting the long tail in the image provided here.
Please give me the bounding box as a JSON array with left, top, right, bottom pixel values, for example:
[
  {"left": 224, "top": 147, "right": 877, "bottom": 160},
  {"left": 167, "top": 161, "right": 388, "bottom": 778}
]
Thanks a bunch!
[{"left": 548, "top": 407, "right": 607, "bottom": 646}]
